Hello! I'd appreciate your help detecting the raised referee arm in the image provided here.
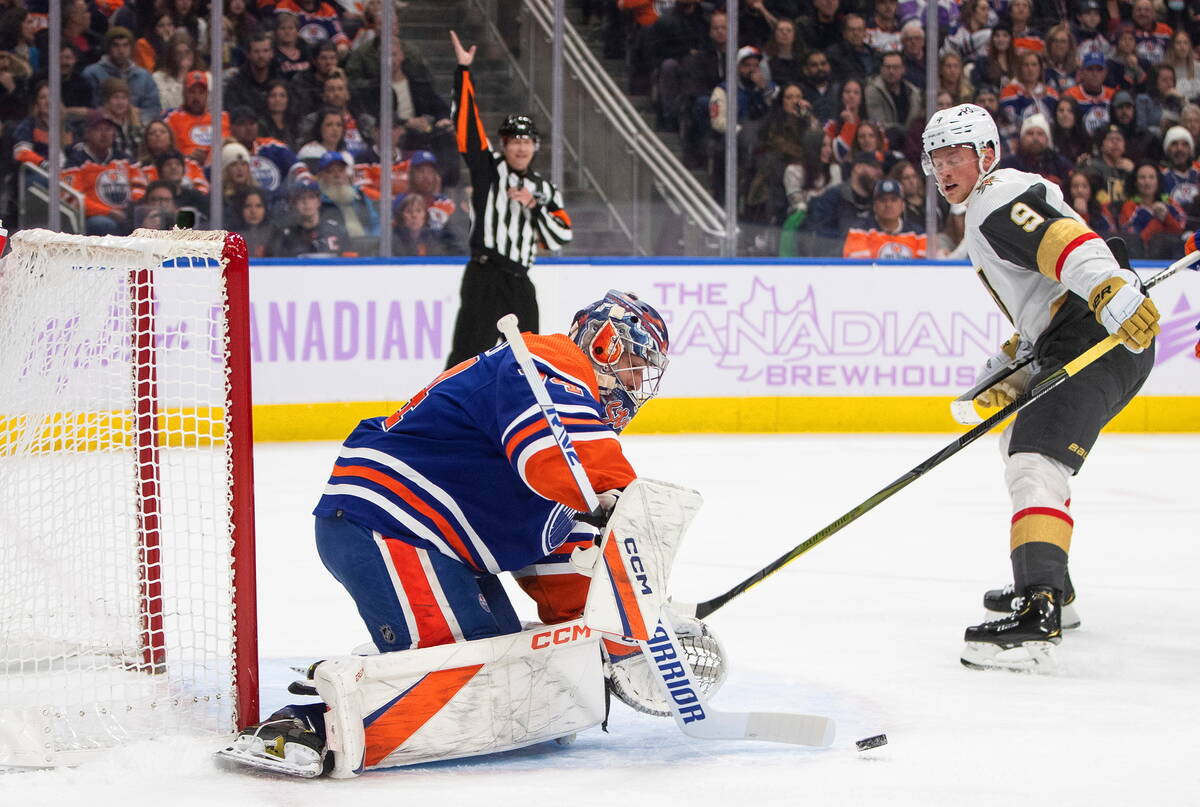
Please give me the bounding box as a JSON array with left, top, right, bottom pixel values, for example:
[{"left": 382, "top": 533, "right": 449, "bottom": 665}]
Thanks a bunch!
[{"left": 451, "top": 30, "right": 494, "bottom": 183}]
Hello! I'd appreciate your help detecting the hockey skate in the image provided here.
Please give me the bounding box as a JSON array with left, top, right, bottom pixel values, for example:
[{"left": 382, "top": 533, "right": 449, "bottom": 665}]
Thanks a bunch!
[
  {"left": 961, "top": 587, "right": 1062, "bottom": 673},
  {"left": 215, "top": 716, "right": 328, "bottom": 778},
  {"left": 983, "top": 583, "right": 1081, "bottom": 630}
]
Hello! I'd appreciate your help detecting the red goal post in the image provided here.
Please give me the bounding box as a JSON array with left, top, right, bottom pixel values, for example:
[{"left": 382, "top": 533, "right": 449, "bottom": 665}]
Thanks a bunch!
[{"left": 0, "top": 228, "right": 258, "bottom": 768}]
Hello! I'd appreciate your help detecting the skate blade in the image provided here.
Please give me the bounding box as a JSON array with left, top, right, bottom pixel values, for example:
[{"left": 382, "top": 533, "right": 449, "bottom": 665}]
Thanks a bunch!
[
  {"left": 984, "top": 602, "right": 1081, "bottom": 631},
  {"left": 960, "top": 641, "right": 1059, "bottom": 673},
  {"left": 215, "top": 743, "right": 324, "bottom": 778}
]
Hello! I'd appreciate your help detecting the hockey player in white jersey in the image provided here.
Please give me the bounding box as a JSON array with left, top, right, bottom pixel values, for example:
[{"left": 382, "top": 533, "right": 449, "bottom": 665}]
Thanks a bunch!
[{"left": 921, "top": 104, "right": 1160, "bottom": 671}]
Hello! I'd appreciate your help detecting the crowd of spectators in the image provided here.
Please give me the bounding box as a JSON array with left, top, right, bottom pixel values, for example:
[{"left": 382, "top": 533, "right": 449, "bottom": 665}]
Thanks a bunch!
[
  {"left": 602, "top": 0, "right": 1200, "bottom": 259},
  {"left": 0, "top": 0, "right": 469, "bottom": 257},
  {"left": 6, "top": 0, "right": 1200, "bottom": 259}
]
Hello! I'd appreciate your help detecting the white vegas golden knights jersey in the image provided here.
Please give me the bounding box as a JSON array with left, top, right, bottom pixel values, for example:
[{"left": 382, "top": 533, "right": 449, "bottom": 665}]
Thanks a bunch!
[{"left": 961, "top": 168, "right": 1138, "bottom": 341}]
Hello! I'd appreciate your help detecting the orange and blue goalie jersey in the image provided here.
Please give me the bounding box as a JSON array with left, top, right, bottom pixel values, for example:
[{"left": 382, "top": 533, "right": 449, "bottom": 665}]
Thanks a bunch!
[{"left": 313, "top": 333, "right": 636, "bottom": 573}]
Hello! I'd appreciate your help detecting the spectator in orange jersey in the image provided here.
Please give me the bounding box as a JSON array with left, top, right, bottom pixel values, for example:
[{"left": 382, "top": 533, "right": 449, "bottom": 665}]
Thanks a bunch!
[
  {"left": 63, "top": 109, "right": 146, "bottom": 236},
  {"left": 1064, "top": 50, "right": 1117, "bottom": 136},
  {"left": 162, "top": 70, "right": 230, "bottom": 164},
  {"left": 842, "top": 178, "right": 926, "bottom": 259}
]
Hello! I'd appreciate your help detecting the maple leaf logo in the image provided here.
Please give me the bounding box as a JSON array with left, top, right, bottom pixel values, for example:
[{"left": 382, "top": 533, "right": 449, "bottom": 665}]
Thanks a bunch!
[
  {"left": 713, "top": 278, "right": 816, "bottom": 381},
  {"left": 1154, "top": 292, "right": 1200, "bottom": 364}
]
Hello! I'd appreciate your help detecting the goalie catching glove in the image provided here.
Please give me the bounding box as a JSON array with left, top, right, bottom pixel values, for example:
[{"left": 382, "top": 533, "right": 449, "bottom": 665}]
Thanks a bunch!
[
  {"left": 604, "top": 609, "right": 728, "bottom": 717},
  {"left": 1088, "top": 276, "right": 1160, "bottom": 353},
  {"left": 974, "top": 333, "right": 1034, "bottom": 409}
]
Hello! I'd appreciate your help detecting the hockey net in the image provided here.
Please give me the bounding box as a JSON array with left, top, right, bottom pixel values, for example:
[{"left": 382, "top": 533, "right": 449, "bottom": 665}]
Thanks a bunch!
[{"left": 0, "top": 228, "right": 258, "bottom": 768}]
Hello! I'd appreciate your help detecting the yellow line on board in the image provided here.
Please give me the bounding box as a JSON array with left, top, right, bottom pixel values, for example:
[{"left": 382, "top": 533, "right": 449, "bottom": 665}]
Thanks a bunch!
[
  {"left": 7, "top": 397, "right": 1193, "bottom": 451},
  {"left": 249, "top": 396, "right": 1200, "bottom": 440}
]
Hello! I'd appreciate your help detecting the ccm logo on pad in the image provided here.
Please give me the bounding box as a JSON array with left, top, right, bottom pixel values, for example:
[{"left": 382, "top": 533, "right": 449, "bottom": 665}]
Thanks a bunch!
[
  {"left": 622, "top": 537, "right": 653, "bottom": 596},
  {"left": 531, "top": 624, "right": 592, "bottom": 649}
]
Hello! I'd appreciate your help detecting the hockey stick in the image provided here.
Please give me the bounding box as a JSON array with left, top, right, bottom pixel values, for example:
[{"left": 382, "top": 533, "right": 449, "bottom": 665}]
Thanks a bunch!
[
  {"left": 496, "top": 314, "right": 836, "bottom": 748},
  {"left": 950, "top": 238, "right": 1171, "bottom": 425},
  {"left": 680, "top": 253, "right": 1200, "bottom": 621}
]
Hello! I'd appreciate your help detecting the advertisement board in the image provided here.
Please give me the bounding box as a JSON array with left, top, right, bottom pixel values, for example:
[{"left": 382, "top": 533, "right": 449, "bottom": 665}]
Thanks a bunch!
[{"left": 244, "top": 259, "right": 1198, "bottom": 436}]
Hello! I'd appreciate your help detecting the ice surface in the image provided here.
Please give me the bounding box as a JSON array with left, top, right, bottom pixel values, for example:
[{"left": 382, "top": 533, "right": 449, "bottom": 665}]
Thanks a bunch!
[{"left": 6, "top": 433, "right": 1198, "bottom": 806}]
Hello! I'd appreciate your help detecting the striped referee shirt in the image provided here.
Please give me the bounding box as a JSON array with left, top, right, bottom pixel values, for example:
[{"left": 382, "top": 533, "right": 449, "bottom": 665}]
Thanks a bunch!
[{"left": 454, "top": 66, "right": 572, "bottom": 270}]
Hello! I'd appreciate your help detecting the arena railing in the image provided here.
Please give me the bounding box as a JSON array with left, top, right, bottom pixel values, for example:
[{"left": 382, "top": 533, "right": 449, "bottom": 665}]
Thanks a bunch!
[
  {"left": 18, "top": 163, "right": 85, "bottom": 236},
  {"left": 470, "top": 0, "right": 727, "bottom": 255}
]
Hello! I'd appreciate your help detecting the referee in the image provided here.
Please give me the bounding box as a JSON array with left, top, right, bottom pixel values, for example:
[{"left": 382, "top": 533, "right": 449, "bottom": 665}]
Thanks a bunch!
[{"left": 444, "top": 31, "right": 573, "bottom": 368}]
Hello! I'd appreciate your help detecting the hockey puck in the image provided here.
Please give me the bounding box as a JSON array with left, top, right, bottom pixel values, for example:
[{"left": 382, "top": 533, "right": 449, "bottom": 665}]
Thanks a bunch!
[{"left": 855, "top": 734, "right": 888, "bottom": 751}]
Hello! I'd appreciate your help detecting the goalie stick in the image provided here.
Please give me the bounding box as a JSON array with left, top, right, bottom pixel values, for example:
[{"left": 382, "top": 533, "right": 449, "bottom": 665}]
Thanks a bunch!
[
  {"left": 950, "top": 237, "right": 1161, "bottom": 425},
  {"left": 677, "top": 252, "right": 1200, "bottom": 621},
  {"left": 496, "top": 314, "right": 835, "bottom": 749}
]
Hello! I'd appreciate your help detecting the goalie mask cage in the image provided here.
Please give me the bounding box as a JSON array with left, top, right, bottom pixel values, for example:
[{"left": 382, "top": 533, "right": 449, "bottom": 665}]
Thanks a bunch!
[{"left": 0, "top": 228, "right": 258, "bottom": 768}]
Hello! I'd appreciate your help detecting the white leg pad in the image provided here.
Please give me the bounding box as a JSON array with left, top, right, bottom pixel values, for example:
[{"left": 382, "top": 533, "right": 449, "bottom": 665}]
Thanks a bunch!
[{"left": 314, "top": 619, "right": 605, "bottom": 778}]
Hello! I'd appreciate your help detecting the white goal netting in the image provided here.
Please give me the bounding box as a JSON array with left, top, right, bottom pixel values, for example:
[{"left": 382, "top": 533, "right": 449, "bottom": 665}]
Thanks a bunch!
[{"left": 0, "top": 229, "right": 255, "bottom": 768}]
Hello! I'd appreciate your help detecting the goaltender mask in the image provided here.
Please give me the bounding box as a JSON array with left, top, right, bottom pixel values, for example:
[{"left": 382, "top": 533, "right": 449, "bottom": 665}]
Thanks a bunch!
[{"left": 922, "top": 104, "right": 1159, "bottom": 671}]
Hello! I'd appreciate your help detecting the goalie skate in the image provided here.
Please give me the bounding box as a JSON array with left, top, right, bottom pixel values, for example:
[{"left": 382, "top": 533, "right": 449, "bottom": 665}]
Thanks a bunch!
[
  {"left": 215, "top": 717, "right": 327, "bottom": 778},
  {"left": 983, "top": 583, "right": 1080, "bottom": 630}
]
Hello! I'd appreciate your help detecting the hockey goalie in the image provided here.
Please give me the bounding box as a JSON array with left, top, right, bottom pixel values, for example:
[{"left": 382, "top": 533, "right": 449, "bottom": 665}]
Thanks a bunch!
[{"left": 219, "top": 292, "right": 744, "bottom": 778}]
